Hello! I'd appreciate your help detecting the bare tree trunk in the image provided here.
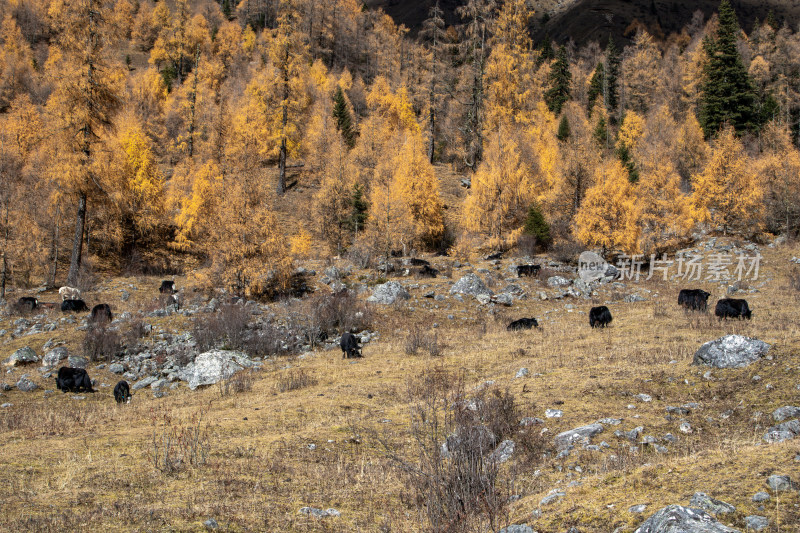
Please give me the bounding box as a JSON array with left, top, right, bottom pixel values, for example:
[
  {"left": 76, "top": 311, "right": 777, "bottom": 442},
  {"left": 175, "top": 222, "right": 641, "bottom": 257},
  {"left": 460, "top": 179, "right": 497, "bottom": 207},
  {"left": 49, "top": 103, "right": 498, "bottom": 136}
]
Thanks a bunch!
[
  {"left": 50, "top": 205, "right": 60, "bottom": 289},
  {"left": 1, "top": 202, "right": 8, "bottom": 300},
  {"left": 277, "top": 63, "right": 289, "bottom": 195},
  {"left": 67, "top": 193, "right": 87, "bottom": 286}
]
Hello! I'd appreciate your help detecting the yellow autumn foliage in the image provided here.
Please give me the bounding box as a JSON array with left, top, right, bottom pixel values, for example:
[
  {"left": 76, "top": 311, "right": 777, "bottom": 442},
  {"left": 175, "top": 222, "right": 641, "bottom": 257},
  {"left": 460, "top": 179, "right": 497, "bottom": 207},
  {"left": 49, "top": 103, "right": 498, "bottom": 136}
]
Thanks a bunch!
[
  {"left": 575, "top": 159, "right": 639, "bottom": 253},
  {"left": 690, "top": 127, "right": 763, "bottom": 235}
]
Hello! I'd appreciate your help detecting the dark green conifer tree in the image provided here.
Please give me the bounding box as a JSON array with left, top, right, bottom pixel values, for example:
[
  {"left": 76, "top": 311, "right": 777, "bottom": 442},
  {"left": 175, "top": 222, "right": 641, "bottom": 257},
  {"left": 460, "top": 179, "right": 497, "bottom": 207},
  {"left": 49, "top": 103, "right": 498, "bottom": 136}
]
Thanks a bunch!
[
  {"left": 545, "top": 45, "right": 571, "bottom": 114},
  {"left": 699, "top": 0, "right": 758, "bottom": 138},
  {"left": 557, "top": 114, "right": 570, "bottom": 142},
  {"left": 332, "top": 85, "right": 356, "bottom": 149}
]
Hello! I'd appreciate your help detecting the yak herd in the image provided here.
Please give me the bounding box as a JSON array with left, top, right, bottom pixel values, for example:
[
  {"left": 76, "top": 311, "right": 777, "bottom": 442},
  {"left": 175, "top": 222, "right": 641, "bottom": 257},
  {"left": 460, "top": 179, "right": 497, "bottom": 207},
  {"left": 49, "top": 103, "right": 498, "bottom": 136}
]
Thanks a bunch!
[{"left": 10, "top": 265, "right": 753, "bottom": 405}]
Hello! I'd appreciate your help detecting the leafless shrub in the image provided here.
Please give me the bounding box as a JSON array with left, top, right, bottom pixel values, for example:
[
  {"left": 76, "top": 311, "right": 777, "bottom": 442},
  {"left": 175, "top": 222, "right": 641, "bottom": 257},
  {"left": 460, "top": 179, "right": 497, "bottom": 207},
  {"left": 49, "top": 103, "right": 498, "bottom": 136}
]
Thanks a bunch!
[
  {"left": 83, "top": 324, "right": 123, "bottom": 362},
  {"left": 74, "top": 261, "right": 98, "bottom": 293},
  {"left": 124, "top": 316, "right": 148, "bottom": 348},
  {"left": 789, "top": 266, "right": 800, "bottom": 293},
  {"left": 276, "top": 368, "right": 317, "bottom": 392},
  {"left": 345, "top": 241, "right": 374, "bottom": 269},
  {"left": 380, "top": 370, "right": 520, "bottom": 532},
  {"left": 517, "top": 234, "right": 538, "bottom": 258},
  {"left": 652, "top": 301, "right": 668, "bottom": 318},
  {"left": 405, "top": 326, "right": 442, "bottom": 356},
  {"left": 286, "top": 291, "right": 372, "bottom": 348},
  {"left": 551, "top": 240, "right": 584, "bottom": 265},
  {"left": 193, "top": 302, "right": 251, "bottom": 352},
  {"left": 149, "top": 406, "right": 211, "bottom": 475},
  {"left": 219, "top": 369, "right": 256, "bottom": 397}
]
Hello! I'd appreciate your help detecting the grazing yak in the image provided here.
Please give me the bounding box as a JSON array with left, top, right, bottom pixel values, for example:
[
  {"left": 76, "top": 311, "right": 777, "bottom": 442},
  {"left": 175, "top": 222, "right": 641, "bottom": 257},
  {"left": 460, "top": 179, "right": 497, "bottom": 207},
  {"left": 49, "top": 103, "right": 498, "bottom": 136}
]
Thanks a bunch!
[
  {"left": 17, "top": 297, "right": 38, "bottom": 312},
  {"left": 61, "top": 299, "right": 89, "bottom": 312},
  {"left": 409, "top": 258, "right": 430, "bottom": 267},
  {"left": 340, "top": 332, "right": 362, "bottom": 359},
  {"left": 715, "top": 298, "right": 752, "bottom": 320},
  {"left": 114, "top": 380, "right": 131, "bottom": 404},
  {"left": 678, "top": 289, "right": 711, "bottom": 311},
  {"left": 507, "top": 318, "right": 539, "bottom": 331},
  {"left": 418, "top": 264, "right": 439, "bottom": 278},
  {"left": 486, "top": 251, "right": 503, "bottom": 260},
  {"left": 90, "top": 303, "right": 113, "bottom": 324},
  {"left": 516, "top": 264, "right": 541, "bottom": 278},
  {"left": 159, "top": 280, "right": 176, "bottom": 294},
  {"left": 59, "top": 286, "right": 81, "bottom": 301},
  {"left": 56, "top": 367, "right": 94, "bottom": 393},
  {"left": 590, "top": 306, "right": 613, "bottom": 328}
]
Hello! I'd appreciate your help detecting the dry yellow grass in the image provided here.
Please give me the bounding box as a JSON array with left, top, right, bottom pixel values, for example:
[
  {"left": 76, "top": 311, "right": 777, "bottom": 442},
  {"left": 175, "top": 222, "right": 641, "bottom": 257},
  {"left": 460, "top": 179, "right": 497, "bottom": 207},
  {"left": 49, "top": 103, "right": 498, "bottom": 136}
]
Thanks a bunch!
[{"left": 1, "top": 241, "right": 800, "bottom": 531}]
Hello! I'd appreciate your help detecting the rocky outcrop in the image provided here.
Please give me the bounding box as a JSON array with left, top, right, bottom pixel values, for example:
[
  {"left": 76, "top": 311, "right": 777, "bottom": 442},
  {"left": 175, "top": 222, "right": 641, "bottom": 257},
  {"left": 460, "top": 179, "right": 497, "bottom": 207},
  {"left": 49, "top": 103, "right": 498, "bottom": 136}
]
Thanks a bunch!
[
  {"left": 634, "top": 505, "right": 740, "bottom": 532},
  {"left": 177, "top": 350, "right": 255, "bottom": 390},
  {"left": 692, "top": 335, "right": 770, "bottom": 369},
  {"left": 367, "top": 281, "right": 410, "bottom": 305}
]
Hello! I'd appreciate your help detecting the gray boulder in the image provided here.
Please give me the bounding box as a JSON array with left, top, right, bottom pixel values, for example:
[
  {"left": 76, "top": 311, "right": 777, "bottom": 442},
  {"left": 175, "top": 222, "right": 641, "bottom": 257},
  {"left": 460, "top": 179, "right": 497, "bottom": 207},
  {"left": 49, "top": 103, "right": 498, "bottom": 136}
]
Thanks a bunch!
[
  {"left": 539, "top": 490, "right": 565, "bottom": 506},
  {"left": 42, "top": 346, "right": 68, "bottom": 368},
  {"left": 547, "top": 276, "right": 570, "bottom": 287},
  {"left": 493, "top": 293, "right": 513, "bottom": 306},
  {"left": 555, "top": 423, "right": 604, "bottom": 450},
  {"left": 692, "top": 335, "right": 770, "bottom": 369},
  {"left": 3, "top": 346, "right": 38, "bottom": 367},
  {"left": 766, "top": 474, "right": 793, "bottom": 492},
  {"left": 109, "top": 363, "right": 125, "bottom": 374},
  {"left": 68, "top": 355, "right": 88, "bottom": 369},
  {"left": 449, "top": 273, "right": 493, "bottom": 298},
  {"left": 16, "top": 376, "right": 38, "bottom": 392},
  {"left": 492, "top": 439, "right": 515, "bottom": 463},
  {"left": 367, "top": 281, "right": 410, "bottom": 305},
  {"left": 177, "top": 350, "right": 254, "bottom": 390},
  {"left": 744, "top": 516, "right": 768, "bottom": 531},
  {"left": 772, "top": 406, "right": 800, "bottom": 422},
  {"left": 133, "top": 376, "right": 157, "bottom": 390},
  {"left": 499, "top": 525, "right": 534, "bottom": 533},
  {"left": 298, "top": 507, "right": 340, "bottom": 518},
  {"left": 689, "top": 492, "right": 736, "bottom": 515},
  {"left": 763, "top": 419, "right": 800, "bottom": 443},
  {"left": 634, "top": 505, "right": 740, "bottom": 533}
]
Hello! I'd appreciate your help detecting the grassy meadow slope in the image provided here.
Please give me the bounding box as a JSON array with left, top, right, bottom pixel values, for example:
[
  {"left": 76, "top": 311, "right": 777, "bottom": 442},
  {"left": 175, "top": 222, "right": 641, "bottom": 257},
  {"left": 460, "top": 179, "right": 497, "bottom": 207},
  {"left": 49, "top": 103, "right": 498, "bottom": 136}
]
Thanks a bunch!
[{"left": 1, "top": 166, "right": 800, "bottom": 531}]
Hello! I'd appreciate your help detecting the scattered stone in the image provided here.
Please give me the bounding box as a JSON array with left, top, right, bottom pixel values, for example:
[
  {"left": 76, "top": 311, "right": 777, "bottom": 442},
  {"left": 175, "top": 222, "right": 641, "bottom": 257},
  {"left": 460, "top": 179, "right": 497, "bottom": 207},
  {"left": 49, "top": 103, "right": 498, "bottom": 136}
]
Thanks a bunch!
[
  {"left": 633, "top": 504, "right": 740, "bottom": 533},
  {"left": 667, "top": 406, "right": 690, "bottom": 415},
  {"left": 555, "top": 423, "right": 603, "bottom": 450},
  {"left": 1, "top": 403, "right": 12, "bottom": 408},
  {"left": 133, "top": 376, "right": 157, "bottom": 390},
  {"left": 204, "top": 518, "right": 219, "bottom": 529},
  {"left": 766, "top": 474, "right": 793, "bottom": 492},
  {"left": 109, "top": 363, "right": 125, "bottom": 374},
  {"left": 624, "top": 294, "right": 647, "bottom": 303},
  {"left": 545, "top": 409, "right": 563, "bottom": 418},
  {"left": 493, "top": 293, "right": 513, "bottom": 306},
  {"left": 547, "top": 276, "right": 570, "bottom": 287},
  {"left": 689, "top": 492, "right": 736, "bottom": 515},
  {"left": 178, "top": 350, "right": 255, "bottom": 390},
  {"left": 597, "top": 418, "right": 622, "bottom": 425},
  {"left": 515, "top": 368, "right": 529, "bottom": 379},
  {"left": 751, "top": 492, "right": 770, "bottom": 503},
  {"left": 539, "top": 490, "right": 565, "bottom": 506},
  {"left": 763, "top": 419, "right": 800, "bottom": 443},
  {"left": 679, "top": 422, "right": 693, "bottom": 434},
  {"left": 519, "top": 417, "right": 545, "bottom": 426},
  {"left": 42, "top": 347, "right": 68, "bottom": 368},
  {"left": 67, "top": 355, "right": 88, "bottom": 369},
  {"left": 3, "top": 346, "right": 38, "bottom": 367},
  {"left": 449, "top": 273, "right": 493, "bottom": 298},
  {"left": 772, "top": 406, "right": 800, "bottom": 422},
  {"left": 367, "top": 281, "right": 410, "bottom": 305},
  {"left": 744, "top": 516, "right": 769, "bottom": 531},
  {"left": 637, "top": 393, "right": 652, "bottom": 402},
  {"left": 492, "top": 439, "right": 515, "bottom": 463},
  {"left": 298, "top": 507, "right": 341, "bottom": 519},
  {"left": 629, "top": 504, "right": 648, "bottom": 513},
  {"left": 16, "top": 376, "right": 37, "bottom": 392},
  {"left": 692, "top": 335, "right": 770, "bottom": 369},
  {"left": 499, "top": 525, "right": 534, "bottom": 533}
]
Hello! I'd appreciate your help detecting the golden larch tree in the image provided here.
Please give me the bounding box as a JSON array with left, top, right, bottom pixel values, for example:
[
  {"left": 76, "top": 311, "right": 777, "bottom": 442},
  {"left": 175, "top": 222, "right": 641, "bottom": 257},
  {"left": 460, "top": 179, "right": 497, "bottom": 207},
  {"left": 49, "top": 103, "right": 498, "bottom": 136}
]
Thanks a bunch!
[
  {"left": 636, "top": 162, "right": 694, "bottom": 255},
  {"left": 691, "top": 126, "right": 763, "bottom": 235},
  {"left": 575, "top": 159, "right": 639, "bottom": 253}
]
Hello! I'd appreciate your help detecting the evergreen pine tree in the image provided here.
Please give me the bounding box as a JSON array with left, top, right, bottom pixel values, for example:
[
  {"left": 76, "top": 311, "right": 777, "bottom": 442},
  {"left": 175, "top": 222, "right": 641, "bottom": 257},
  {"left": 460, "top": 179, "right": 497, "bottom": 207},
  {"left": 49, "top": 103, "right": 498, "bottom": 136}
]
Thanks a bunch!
[
  {"left": 557, "top": 114, "right": 570, "bottom": 141},
  {"left": 333, "top": 85, "right": 356, "bottom": 149},
  {"left": 605, "top": 36, "right": 620, "bottom": 118},
  {"left": 537, "top": 34, "right": 554, "bottom": 66},
  {"left": 616, "top": 142, "right": 640, "bottom": 183},
  {"left": 545, "top": 45, "right": 571, "bottom": 115},
  {"left": 523, "top": 204, "right": 552, "bottom": 248},
  {"left": 593, "top": 115, "right": 608, "bottom": 148},
  {"left": 348, "top": 183, "right": 368, "bottom": 234},
  {"left": 699, "top": 0, "right": 758, "bottom": 138},
  {"left": 587, "top": 62, "right": 604, "bottom": 114}
]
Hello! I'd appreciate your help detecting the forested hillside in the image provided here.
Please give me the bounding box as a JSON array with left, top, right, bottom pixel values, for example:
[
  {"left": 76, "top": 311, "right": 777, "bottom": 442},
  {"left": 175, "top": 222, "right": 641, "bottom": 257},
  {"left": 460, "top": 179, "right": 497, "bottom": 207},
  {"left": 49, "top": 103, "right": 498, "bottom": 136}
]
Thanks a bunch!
[{"left": 1, "top": 0, "right": 800, "bottom": 298}]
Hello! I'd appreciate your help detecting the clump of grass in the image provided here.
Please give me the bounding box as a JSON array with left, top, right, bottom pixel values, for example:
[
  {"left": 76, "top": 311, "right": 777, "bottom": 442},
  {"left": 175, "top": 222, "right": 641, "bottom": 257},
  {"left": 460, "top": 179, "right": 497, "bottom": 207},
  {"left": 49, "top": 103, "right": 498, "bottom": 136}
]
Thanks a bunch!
[
  {"left": 404, "top": 326, "right": 442, "bottom": 356},
  {"left": 276, "top": 368, "right": 317, "bottom": 392},
  {"left": 219, "top": 369, "right": 256, "bottom": 397},
  {"left": 149, "top": 406, "right": 211, "bottom": 475}
]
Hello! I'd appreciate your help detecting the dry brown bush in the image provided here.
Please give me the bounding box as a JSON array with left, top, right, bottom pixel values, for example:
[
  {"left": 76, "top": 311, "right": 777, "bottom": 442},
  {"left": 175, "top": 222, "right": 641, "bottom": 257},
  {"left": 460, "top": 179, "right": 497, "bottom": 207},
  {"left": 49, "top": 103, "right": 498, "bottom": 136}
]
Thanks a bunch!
[{"left": 276, "top": 368, "right": 317, "bottom": 392}]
